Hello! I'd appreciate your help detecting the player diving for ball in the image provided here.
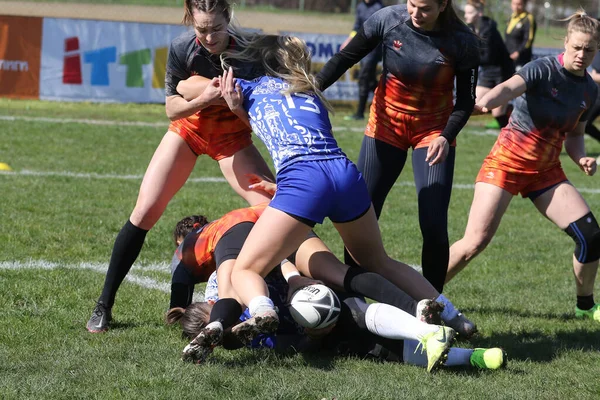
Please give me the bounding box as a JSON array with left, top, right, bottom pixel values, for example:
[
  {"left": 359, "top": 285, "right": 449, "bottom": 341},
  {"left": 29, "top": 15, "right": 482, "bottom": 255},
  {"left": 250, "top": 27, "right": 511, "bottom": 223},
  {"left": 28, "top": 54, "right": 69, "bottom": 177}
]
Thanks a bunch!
[
  {"left": 166, "top": 202, "right": 506, "bottom": 372},
  {"left": 168, "top": 176, "right": 496, "bottom": 369}
]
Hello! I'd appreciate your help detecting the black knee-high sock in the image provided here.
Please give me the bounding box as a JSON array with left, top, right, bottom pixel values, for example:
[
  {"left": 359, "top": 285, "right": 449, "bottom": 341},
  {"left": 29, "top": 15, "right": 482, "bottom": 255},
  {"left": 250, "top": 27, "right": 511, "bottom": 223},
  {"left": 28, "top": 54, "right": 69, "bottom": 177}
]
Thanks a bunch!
[
  {"left": 209, "top": 298, "right": 243, "bottom": 329},
  {"left": 343, "top": 267, "right": 417, "bottom": 316},
  {"left": 495, "top": 115, "right": 509, "bottom": 128},
  {"left": 99, "top": 220, "right": 148, "bottom": 307}
]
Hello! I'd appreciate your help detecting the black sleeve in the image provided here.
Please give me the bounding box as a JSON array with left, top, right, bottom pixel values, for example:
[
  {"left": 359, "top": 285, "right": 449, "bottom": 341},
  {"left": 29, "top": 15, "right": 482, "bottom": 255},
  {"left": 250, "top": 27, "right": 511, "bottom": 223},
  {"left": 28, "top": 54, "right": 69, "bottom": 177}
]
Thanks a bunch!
[
  {"left": 440, "top": 67, "right": 478, "bottom": 142},
  {"left": 316, "top": 28, "right": 381, "bottom": 91},
  {"left": 169, "top": 254, "right": 195, "bottom": 309},
  {"left": 165, "top": 42, "right": 190, "bottom": 97}
]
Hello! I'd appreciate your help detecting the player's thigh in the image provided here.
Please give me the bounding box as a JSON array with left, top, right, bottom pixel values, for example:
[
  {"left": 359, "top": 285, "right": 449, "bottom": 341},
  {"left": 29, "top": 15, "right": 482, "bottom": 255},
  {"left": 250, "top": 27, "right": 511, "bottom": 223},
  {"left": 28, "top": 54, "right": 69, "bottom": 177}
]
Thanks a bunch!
[
  {"left": 295, "top": 237, "right": 348, "bottom": 291},
  {"left": 533, "top": 182, "right": 591, "bottom": 229},
  {"left": 334, "top": 205, "right": 388, "bottom": 268},
  {"left": 219, "top": 144, "right": 274, "bottom": 206},
  {"left": 463, "top": 182, "right": 513, "bottom": 241},
  {"left": 216, "top": 260, "right": 243, "bottom": 302},
  {"left": 132, "top": 131, "right": 197, "bottom": 228},
  {"left": 234, "top": 206, "right": 312, "bottom": 277}
]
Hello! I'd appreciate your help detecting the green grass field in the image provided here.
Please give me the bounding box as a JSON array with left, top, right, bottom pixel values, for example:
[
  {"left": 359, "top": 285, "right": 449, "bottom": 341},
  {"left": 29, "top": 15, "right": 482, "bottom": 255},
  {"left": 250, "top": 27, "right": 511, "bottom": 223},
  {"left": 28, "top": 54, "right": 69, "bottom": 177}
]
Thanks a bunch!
[{"left": 1, "top": 98, "right": 600, "bottom": 399}]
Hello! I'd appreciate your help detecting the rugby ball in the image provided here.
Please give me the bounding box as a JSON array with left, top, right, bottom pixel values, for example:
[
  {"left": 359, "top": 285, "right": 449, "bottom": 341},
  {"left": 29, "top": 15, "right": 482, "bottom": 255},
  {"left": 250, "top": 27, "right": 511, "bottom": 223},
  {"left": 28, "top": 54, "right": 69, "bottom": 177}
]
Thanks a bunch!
[{"left": 288, "top": 284, "right": 341, "bottom": 329}]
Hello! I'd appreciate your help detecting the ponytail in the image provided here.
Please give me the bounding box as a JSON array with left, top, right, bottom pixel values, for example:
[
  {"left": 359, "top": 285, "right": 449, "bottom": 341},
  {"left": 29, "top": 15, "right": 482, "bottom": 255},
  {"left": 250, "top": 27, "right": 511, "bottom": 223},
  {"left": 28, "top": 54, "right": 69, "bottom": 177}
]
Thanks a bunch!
[
  {"left": 562, "top": 8, "right": 600, "bottom": 45},
  {"left": 166, "top": 307, "right": 186, "bottom": 325}
]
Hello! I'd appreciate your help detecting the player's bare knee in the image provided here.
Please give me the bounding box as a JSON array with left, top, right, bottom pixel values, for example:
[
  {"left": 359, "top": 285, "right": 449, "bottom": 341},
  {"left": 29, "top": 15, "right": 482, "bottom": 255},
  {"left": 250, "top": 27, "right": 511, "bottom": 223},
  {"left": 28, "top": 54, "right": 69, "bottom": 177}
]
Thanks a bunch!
[
  {"left": 464, "top": 233, "right": 492, "bottom": 257},
  {"left": 564, "top": 212, "right": 600, "bottom": 264}
]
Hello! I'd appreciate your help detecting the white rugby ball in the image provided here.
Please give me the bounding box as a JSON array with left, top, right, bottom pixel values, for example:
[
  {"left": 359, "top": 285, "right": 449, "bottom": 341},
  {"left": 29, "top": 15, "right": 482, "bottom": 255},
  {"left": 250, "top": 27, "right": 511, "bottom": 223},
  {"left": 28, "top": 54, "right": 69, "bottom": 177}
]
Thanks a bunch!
[{"left": 288, "top": 284, "right": 341, "bottom": 329}]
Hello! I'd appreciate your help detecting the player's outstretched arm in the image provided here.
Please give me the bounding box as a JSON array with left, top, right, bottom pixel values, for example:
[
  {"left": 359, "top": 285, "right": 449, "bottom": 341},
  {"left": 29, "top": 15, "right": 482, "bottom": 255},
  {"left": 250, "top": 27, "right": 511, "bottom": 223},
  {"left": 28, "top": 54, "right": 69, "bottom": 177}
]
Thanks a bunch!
[{"left": 476, "top": 74, "right": 527, "bottom": 113}]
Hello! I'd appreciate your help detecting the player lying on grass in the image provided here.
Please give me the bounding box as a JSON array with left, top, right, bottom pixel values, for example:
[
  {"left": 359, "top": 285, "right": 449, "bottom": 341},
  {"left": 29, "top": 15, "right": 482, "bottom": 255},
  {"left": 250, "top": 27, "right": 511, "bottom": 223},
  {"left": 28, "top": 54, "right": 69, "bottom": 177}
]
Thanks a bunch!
[
  {"left": 167, "top": 267, "right": 506, "bottom": 372},
  {"left": 175, "top": 33, "right": 478, "bottom": 344},
  {"left": 165, "top": 195, "right": 484, "bottom": 370}
]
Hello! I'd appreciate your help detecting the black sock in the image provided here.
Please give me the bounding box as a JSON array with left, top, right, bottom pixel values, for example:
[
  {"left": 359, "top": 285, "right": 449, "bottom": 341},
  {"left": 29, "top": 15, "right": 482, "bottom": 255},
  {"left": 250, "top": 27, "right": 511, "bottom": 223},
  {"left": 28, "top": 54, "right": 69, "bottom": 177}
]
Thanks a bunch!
[
  {"left": 98, "top": 220, "right": 148, "bottom": 307},
  {"left": 342, "top": 266, "right": 416, "bottom": 316},
  {"left": 495, "top": 115, "right": 509, "bottom": 128},
  {"left": 209, "top": 298, "right": 242, "bottom": 329},
  {"left": 577, "top": 295, "right": 595, "bottom": 310}
]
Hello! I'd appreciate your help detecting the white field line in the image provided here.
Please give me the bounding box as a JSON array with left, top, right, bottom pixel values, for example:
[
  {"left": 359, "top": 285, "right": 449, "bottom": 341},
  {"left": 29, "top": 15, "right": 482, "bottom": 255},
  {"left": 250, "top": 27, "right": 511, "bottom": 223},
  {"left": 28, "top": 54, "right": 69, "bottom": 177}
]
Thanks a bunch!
[
  {"left": 0, "top": 115, "right": 167, "bottom": 128},
  {"left": 0, "top": 259, "right": 421, "bottom": 294},
  {"left": 5, "top": 114, "right": 600, "bottom": 139},
  {"left": 0, "top": 114, "right": 500, "bottom": 135},
  {"left": 2, "top": 169, "right": 599, "bottom": 194},
  {"left": 0, "top": 259, "right": 205, "bottom": 301}
]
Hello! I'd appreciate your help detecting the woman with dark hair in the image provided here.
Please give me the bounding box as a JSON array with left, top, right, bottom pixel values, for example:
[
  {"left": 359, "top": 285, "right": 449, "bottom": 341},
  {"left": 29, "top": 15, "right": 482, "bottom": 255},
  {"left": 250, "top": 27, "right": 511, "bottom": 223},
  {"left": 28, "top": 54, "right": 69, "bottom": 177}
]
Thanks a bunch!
[
  {"left": 86, "top": 0, "right": 273, "bottom": 333},
  {"left": 315, "top": 0, "right": 480, "bottom": 294}
]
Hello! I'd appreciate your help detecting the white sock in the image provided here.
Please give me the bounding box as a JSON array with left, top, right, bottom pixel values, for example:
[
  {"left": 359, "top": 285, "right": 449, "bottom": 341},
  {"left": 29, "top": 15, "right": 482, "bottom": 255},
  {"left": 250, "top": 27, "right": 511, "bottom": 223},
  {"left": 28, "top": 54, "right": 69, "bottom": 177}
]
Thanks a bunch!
[
  {"left": 248, "top": 296, "right": 275, "bottom": 316},
  {"left": 436, "top": 294, "right": 460, "bottom": 321},
  {"left": 444, "top": 348, "right": 474, "bottom": 367},
  {"left": 365, "top": 303, "right": 439, "bottom": 341}
]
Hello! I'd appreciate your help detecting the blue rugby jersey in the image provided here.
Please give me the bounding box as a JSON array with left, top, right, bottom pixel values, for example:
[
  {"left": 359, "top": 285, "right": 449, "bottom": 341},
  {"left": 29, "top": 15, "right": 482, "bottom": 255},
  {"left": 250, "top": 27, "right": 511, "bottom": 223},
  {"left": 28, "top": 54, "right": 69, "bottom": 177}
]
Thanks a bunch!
[{"left": 238, "top": 76, "right": 345, "bottom": 172}]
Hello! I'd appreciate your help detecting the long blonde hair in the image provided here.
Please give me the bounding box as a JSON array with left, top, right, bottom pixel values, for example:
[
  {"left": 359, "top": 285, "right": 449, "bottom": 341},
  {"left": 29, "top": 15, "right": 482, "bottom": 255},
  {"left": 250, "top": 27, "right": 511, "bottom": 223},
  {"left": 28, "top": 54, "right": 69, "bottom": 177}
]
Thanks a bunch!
[
  {"left": 220, "top": 30, "right": 333, "bottom": 112},
  {"left": 562, "top": 9, "right": 600, "bottom": 46}
]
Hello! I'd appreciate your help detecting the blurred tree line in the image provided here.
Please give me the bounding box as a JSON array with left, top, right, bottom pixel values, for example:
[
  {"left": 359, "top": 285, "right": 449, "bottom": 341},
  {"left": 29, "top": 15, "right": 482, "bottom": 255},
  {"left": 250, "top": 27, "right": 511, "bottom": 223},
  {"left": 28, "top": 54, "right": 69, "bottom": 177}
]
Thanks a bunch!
[{"left": 241, "top": 0, "right": 600, "bottom": 22}]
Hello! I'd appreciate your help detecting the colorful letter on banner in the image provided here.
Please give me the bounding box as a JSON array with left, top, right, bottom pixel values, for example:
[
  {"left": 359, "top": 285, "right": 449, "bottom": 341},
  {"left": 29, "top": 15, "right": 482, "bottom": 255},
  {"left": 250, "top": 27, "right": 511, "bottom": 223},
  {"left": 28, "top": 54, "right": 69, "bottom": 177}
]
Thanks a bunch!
[{"left": 0, "top": 16, "right": 42, "bottom": 98}]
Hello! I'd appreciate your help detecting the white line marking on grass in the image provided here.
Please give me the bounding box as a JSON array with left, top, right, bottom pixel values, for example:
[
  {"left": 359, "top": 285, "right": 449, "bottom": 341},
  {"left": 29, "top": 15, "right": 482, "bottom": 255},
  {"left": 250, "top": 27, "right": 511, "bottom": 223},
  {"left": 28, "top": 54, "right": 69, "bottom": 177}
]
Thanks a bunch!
[
  {"left": 2, "top": 169, "right": 599, "bottom": 194},
  {"left": 0, "top": 169, "right": 227, "bottom": 182},
  {"left": 0, "top": 115, "right": 167, "bottom": 128},
  {"left": 0, "top": 115, "right": 524, "bottom": 137},
  {"left": 0, "top": 260, "right": 205, "bottom": 301}
]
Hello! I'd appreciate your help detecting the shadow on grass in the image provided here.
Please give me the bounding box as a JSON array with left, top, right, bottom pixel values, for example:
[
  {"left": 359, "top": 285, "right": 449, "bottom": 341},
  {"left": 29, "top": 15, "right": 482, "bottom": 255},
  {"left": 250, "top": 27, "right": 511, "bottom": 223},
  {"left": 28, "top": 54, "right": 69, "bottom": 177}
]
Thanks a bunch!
[
  {"left": 460, "top": 305, "right": 575, "bottom": 321},
  {"left": 471, "top": 328, "right": 600, "bottom": 362},
  {"left": 215, "top": 350, "right": 338, "bottom": 371}
]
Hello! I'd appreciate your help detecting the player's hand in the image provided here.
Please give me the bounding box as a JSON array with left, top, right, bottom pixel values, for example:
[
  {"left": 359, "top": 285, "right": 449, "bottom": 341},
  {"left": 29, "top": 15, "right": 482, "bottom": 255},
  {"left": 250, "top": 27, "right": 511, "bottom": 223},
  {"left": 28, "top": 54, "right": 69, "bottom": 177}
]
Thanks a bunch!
[
  {"left": 246, "top": 173, "right": 277, "bottom": 196},
  {"left": 472, "top": 103, "right": 489, "bottom": 115},
  {"left": 220, "top": 67, "right": 244, "bottom": 112},
  {"left": 198, "top": 77, "right": 222, "bottom": 105},
  {"left": 578, "top": 157, "right": 597, "bottom": 176},
  {"left": 425, "top": 136, "right": 450, "bottom": 166}
]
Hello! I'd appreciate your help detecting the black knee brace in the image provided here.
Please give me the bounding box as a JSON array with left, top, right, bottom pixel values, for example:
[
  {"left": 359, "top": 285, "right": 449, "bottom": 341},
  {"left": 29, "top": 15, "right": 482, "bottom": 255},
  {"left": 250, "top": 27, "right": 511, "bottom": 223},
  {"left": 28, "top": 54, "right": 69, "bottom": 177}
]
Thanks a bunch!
[{"left": 564, "top": 212, "right": 600, "bottom": 263}]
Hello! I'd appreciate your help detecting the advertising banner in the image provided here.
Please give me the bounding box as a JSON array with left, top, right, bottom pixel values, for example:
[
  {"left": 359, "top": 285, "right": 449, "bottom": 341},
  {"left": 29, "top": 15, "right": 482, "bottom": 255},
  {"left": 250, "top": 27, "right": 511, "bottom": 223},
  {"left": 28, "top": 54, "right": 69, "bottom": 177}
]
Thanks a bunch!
[
  {"left": 40, "top": 18, "right": 187, "bottom": 103},
  {"left": 0, "top": 16, "right": 43, "bottom": 99},
  {"left": 281, "top": 31, "right": 365, "bottom": 102}
]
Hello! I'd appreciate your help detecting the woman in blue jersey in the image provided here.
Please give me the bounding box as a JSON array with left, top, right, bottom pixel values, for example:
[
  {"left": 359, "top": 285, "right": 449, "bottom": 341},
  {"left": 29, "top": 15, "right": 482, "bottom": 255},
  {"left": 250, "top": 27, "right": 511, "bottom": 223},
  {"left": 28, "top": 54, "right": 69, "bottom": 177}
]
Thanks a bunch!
[
  {"left": 184, "top": 32, "right": 477, "bottom": 342},
  {"left": 315, "top": 0, "right": 480, "bottom": 294}
]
